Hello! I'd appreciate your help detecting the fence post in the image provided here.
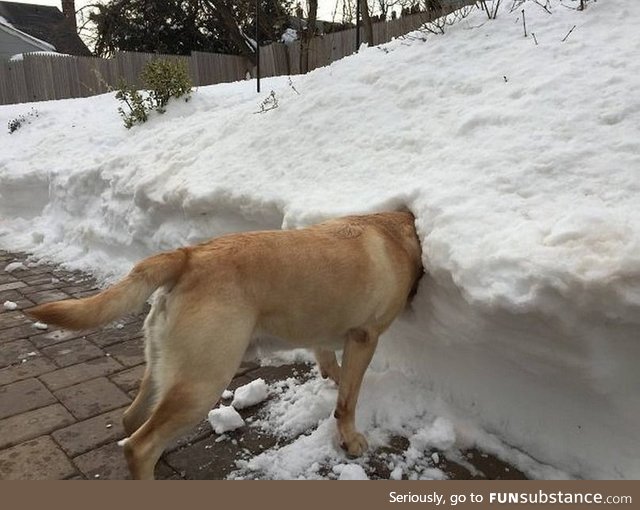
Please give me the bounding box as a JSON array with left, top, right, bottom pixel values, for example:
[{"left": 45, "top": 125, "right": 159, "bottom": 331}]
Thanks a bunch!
[{"left": 256, "top": 0, "right": 260, "bottom": 93}]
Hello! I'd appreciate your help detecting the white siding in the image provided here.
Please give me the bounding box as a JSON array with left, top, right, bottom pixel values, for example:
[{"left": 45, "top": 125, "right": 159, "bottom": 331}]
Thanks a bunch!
[{"left": 0, "top": 29, "right": 46, "bottom": 61}]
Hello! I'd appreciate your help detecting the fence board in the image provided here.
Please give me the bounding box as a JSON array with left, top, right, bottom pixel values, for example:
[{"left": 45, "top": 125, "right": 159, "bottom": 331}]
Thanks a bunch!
[
  {"left": 0, "top": 61, "right": 12, "bottom": 104},
  {"left": 3, "top": 60, "right": 28, "bottom": 104}
]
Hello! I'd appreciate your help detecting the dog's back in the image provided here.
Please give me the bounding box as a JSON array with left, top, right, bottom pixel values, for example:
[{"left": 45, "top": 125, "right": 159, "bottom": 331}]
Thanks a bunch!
[{"left": 170, "top": 211, "right": 423, "bottom": 347}]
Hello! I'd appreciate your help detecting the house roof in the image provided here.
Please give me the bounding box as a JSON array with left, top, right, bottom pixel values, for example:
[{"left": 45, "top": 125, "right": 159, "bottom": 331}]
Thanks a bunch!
[
  {"left": 0, "top": 1, "right": 90, "bottom": 56},
  {"left": 0, "top": 14, "right": 56, "bottom": 52}
]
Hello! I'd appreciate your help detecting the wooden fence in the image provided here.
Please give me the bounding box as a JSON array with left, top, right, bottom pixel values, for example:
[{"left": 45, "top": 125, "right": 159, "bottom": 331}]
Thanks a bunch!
[{"left": 0, "top": 2, "right": 474, "bottom": 106}]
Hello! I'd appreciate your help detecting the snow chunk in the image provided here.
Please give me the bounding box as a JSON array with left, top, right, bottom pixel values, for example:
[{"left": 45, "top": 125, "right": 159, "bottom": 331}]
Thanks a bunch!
[
  {"left": 3, "top": 301, "right": 18, "bottom": 310},
  {"left": 231, "top": 378, "right": 269, "bottom": 409},
  {"left": 208, "top": 405, "right": 245, "bottom": 434},
  {"left": 4, "top": 262, "right": 26, "bottom": 273},
  {"left": 221, "top": 389, "right": 233, "bottom": 400},
  {"left": 334, "top": 464, "right": 369, "bottom": 480},
  {"left": 390, "top": 466, "right": 403, "bottom": 480},
  {"left": 409, "top": 417, "right": 456, "bottom": 453},
  {"left": 32, "top": 321, "right": 48, "bottom": 330}
]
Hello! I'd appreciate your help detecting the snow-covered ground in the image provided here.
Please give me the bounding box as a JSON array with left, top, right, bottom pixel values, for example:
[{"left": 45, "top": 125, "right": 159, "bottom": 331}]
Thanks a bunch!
[{"left": 1, "top": 1, "right": 639, "bottom": 479}]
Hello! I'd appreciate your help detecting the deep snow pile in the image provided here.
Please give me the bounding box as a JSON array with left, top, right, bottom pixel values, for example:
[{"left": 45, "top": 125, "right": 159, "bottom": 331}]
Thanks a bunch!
[{"left": 1, "top": 1, "right": 639, "bottom": 479}]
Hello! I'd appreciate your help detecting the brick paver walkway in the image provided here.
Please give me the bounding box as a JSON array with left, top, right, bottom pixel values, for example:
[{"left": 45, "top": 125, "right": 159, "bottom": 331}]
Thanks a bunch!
[{"left": 0, "top": 250, "right": 525, "bottom": 480}]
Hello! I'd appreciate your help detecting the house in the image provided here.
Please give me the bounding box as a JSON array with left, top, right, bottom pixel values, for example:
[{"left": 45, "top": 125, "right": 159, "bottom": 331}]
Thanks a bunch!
[{"left": 0, "top": 1, "right": 90, "bottom": 61}]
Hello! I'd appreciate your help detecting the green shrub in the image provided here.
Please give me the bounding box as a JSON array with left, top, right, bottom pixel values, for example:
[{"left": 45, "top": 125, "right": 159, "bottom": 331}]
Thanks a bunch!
[
  {"left": 141, "top": 59, "right": 192, "bottom": 113},
  {"left": 115, "top": 81, "right": 148, "bottom": 129},
  {"left": 116, "top": 58, "right": 192, "bottom": 129}
]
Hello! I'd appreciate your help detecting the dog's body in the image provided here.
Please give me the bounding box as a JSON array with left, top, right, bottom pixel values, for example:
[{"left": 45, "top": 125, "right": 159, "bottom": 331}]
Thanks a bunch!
[{"left": 29, "top": 212, "right": 423, "bottom": 479}]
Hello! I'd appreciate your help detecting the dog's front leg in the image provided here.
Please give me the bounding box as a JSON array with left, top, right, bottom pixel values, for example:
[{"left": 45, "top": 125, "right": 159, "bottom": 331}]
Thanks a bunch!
[
  {"left": 313, "top": 348, "right": 341, "bottom": 385},
  {"left": 334, "top": 328, "right": 378, "bottom": 457}
]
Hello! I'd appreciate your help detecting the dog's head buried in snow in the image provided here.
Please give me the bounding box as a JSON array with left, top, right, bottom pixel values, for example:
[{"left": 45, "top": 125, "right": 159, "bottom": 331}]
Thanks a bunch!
[{"left": 29, "top": 211, "right": 423, "bottom": 479}]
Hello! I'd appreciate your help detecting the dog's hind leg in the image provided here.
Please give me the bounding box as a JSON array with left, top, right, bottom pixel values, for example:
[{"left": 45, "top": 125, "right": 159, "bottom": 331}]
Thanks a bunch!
[
  {"left": 334, "top": 328, "right": 378, "bottom": 457},
  {"left": 313, "top": 348, "right": 341, "bottom": 385},
  {"left": 122, "top": 367, "right": 156, "bottom": 436},
  {"left": 122, "top": 294, "right": 165, "bottom": 436},
  {"left": 123, "top": 310, "right": 254, "bottom": 479},
  {"left": 124, "top": 380, "right": 220, "bottom": 479}
]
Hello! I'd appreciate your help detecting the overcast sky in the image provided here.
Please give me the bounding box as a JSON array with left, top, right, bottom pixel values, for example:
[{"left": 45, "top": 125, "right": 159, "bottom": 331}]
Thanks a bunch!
[{"left": 8, "top": 0, "right": 343, "bottom": 21}]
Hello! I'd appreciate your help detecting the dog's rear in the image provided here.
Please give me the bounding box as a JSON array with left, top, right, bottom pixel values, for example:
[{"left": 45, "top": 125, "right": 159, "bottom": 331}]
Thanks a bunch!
[{"left": 27, "top": 211, "right": 423, "bottom": 479}]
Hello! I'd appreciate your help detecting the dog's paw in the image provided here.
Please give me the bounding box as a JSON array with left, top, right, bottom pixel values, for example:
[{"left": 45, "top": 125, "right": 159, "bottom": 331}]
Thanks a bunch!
[
  {"left": 341, "top": 432, "right": 368, "bottom": 458},
  {"left": 321, "top": 371, "right": 340, "bottom": 386}
]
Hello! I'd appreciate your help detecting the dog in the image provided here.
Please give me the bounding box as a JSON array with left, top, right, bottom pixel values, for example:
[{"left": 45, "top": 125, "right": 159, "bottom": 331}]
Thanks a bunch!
[{"left": 29, "top": 211, "right": 423, "bottom": 479}]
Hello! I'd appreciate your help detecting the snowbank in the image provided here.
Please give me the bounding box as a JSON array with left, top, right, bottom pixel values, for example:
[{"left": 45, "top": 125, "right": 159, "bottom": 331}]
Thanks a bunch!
[{"left": 1, "top": 1, "right": 639, "bottom": 478}]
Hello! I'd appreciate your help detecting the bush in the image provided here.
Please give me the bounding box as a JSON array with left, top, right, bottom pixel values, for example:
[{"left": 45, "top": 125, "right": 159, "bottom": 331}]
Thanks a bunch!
[
  {"left": 115, "top": 81, "right": 148, "bottom": 129},
  {"left": 141, "top": 59, "right": 192, "bottom": 113},
  {"left": 116, "top": 58, "right": 192, "bottom": 128}
]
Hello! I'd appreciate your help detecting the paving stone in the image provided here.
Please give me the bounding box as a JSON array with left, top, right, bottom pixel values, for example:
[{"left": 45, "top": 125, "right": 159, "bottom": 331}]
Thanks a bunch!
[
  {"left": 40, "top": 357, "right": 123, "bottom": 391},
  {"left": 0, "top": 378, "right": 56, "bottom": 419},
  {"left": 41, "top": 337, "right": 105, "bottom": 367},
  {"left": 21, "top": 264, "right": 54, "bottom": 275},
  {"left": 109, "top": 364, "right": 145, "bottom": 393},
  {"left": 30, "top": 328, "right": 89, "bottom": 349},
  {"left": 20, "top": 273, "right": 56, "bottom": 285},
  {"left": 0, "top": 338, "right": 38, "bottom": 368},
  {"left": 0, "top": 273, "right": 18, "bottom": 284},
  {"left": 73, "top": 442, "right": 177, "bottom": 480},
  {"left": 0, "top": 435, "right": 78, "bottom": 480},
  {"left": 166, "top": 419, "right": 214, "bottom": 453},
  {"left": 244, "top": 363, "right": 313, "bottom": 384},
  {"left": 0, "top": 290, "right": 34, "bottom": 310},
  {"left": 54, "top": 377, "right": 131, "bottom": 420},
  {"left": 60, "top": 285, "right": 99, "bottom": 297},
  {"left": 87, "top": 323, "right": 144, "bottom": 348},
  {"left": 52, "top": 406, "right": 128, "bottom": 457},
  {"left": 236, "top": 361, "right": 260, "bottom": 377},
  {"left": 73, "top": 290, "right": 101, "bottom": 299},
  {"left": 0, "top": 281, "right": 27, "bottom": 293},
  {"left": 0, "top": 324, "right": 41, "bottom": 343},
  {"left": 0, "top": 356, "right": 56, "bottom": 386},
  {"left": 0, "top": 404, "right": 75, "bottom": 449},
  {"left": 21, "top": 282, "right": 68, "bottom": 294},
  {"left": 105, "top": 338, "right": 145, "bottom": 367},
  {"left": 21, "top": 289, "right": 70, "bottom": 305},
  {"left": 0, "top": 311, "right": 32, "bottom": 331},
  {"left": 226, "top": 375, "right": 252, "bottom": 392},
  {"left": 164, "top": 426, "right": 278, "bottom": 480}
]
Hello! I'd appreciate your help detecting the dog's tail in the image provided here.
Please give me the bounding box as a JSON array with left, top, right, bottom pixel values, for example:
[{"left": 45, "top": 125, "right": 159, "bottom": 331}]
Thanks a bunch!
[{"left": 28, "top": 249, "right": 189, "bottom": 330}]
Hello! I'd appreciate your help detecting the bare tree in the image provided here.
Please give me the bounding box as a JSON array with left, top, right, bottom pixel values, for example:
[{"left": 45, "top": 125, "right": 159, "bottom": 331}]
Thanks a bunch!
[
  {"left": 359, "top": 0, "right": 374, "bottom": 45},
  {"left": 204, "top": 0, "right": 257, "bottom": 61},
  {"left": 300, "top": 0, "right": 318, "bottom": 73}
]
